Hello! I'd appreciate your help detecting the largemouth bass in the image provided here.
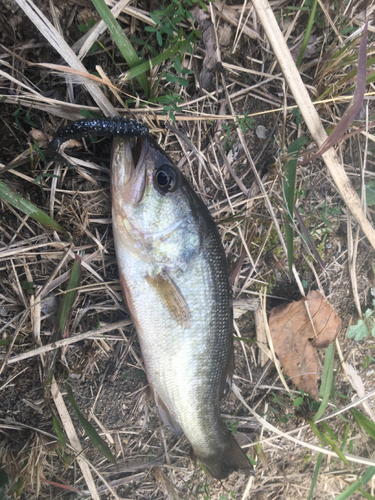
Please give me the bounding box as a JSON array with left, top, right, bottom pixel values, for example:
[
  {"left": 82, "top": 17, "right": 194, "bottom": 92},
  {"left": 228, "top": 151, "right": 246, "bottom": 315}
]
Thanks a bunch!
[{"left": 111, "top": 135, "right": 253, "bottom": 479}]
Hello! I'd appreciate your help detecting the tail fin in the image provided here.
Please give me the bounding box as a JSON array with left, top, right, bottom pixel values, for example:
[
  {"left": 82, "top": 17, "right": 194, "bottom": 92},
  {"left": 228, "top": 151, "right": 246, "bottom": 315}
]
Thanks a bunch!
[{"left": 195, "top": 433, "right": 254, "bottom": 480}]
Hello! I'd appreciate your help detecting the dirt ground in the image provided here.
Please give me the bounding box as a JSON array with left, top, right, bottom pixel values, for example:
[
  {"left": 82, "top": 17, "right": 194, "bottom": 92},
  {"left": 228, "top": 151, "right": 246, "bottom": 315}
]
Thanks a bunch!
[{"left": 1, "top": 0, "right": 375, "bottom": 499}]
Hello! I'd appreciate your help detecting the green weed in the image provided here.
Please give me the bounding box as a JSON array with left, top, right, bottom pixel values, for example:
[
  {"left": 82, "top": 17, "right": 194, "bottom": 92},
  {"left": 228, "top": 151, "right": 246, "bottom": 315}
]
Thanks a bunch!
[
  {"left": 221, "top": 112, "right": 254, "bottom": 153},
  {"left": 146, "top": 0, "right": 202, "bottom": 52},
  {"left": 77, "top": 19, "right": 102, "bottom": 53},
  {"left": 286, "top": 0, "right": 323, "bottom": 29},
  {"left": 347, "top": 301, "right": 375, "bottom": 341},
  {"left": 0, "top": 469, "right": 10, "bottom": 500},
  {"left": 225, "top": 419, "right": 239, "bottom": 435},
  {"left": 66, "top": 383, "right": 116, "bottom": 464},
  {"left": 292, "top": 108, "right": 303, "bottom": 125},
  {"left": 0, "top": 179, "right": 68, "bottom": 236},
  {"left": 362, "top": 354, "right": 375, "bottom": 370},
  {"left": 237, "top": 111, "right": 254, "bottom": 133},
  {"left": 13, "top": 104, "right": 38, "bottom": 130}
]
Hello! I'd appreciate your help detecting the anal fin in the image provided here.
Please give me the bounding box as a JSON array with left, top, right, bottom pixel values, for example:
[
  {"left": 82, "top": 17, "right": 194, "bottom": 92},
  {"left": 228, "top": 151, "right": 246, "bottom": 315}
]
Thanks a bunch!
[{"left": 152, "top": 388, "right": 182, "bottom": 436}]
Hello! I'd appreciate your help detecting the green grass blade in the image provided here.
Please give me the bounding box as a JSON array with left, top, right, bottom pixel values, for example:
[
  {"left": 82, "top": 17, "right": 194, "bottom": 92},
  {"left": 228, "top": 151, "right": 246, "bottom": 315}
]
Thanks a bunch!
[
  {"left": 321, "top": 422, "right": 338, "bottom": 442},
  {"left": 351, "top": 408, "right": 375, "bottom": 440},
  {"left": 233, "top": 337, "right": 256, "bottom": 344},
  {"left": 333, "top": 467, "right": 375, "bottom": 500},
  {"left": 293, "top": 208, "right": 326, "bottom": 271},
  {"left": 123, "top": 42, "right": 184, "bottom": 81},
  {"left": 318, "top": 56, "right": 375, "bottom": 101},
  {"left": 52, "top": 415, "right": 67, "bottom": 447},
  {"left": 44, "top": 256, "right": 82, "bottom": 396},
  {"left": 91, "top": 0, "right": 149, "bottom": 96},
  {"left": 0, "top": 469, "right": 9, "bottom": 500},
  {"left": 308, "top": 419, "right": 324, "bottom": 445},
  {"left": 8, "top": 477, "right": 23, "bottom": 497},
  {"left": 341, "top": 423, "right": 350, "bottom": 451},
  {"left": 332, "top": 420, "right": 349, "bottom": 468},
  {"left": 282, "top": 136, "right": 308, "bottom": 274},
  {"left": 55, "top": 255, "right": 82, "bottom": 338},
  {"left": 358, "top": 488, "right": 375, "bottom": 500},
  {"left": 57, "top": 447, "right": 70, "bottom": 466},
  {"left": 323, "top": 433, "right": 350, "bottom": 466},
  {"left": 296, "top": 0, "right": 318, "bottom": 67},
  {"left": 313, "top": 343, "right": 334, "bottom": 420},
  {"left": 284, "top": 213, "right": 294, "bottom": 276},
  {"left": 0, "top": 180, "right": 67, "bottom": 236},
  {"left": 307, "top": 452, "right": 322, "bottom": 500},
  {"left": 65, "top": 383, "right": 116, "bottom": 464},
  {"left": 364, "top": 180, "right": 375, "bottom": 205}
]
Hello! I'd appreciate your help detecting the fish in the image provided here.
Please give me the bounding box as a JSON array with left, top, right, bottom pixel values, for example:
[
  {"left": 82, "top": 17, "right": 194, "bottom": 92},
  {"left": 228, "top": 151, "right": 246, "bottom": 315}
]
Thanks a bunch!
[{"left": 111, "top": 135, "right": 253, "bottom": 479}]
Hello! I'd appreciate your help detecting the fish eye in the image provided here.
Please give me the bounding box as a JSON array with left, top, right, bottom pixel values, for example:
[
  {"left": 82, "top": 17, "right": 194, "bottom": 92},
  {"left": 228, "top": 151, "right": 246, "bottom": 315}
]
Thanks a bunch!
[{"left": 154, "top": 165, "right": 177, "bottom": 193}]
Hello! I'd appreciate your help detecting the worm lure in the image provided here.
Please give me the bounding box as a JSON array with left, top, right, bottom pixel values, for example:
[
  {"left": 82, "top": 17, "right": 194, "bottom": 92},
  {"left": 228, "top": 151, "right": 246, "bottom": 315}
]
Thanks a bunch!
[{"left": 45, "top": 117, "right": 149, "bottom": 164}]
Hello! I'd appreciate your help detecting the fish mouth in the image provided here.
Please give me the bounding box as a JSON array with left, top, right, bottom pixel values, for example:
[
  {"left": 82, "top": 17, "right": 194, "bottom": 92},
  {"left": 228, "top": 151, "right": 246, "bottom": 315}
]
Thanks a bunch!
[
  {"left": 111, "top": 136, "right": 151, "bottom": 205},
  {"left": 111, "top": 135, "right": 179, "bottom": 205}
]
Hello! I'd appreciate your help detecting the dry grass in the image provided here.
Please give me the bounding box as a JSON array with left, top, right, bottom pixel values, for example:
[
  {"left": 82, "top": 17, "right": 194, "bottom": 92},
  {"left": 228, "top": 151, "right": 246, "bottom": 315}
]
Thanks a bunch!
[{"left": 1, "top": 0, "right": 375, "bottom": 498}]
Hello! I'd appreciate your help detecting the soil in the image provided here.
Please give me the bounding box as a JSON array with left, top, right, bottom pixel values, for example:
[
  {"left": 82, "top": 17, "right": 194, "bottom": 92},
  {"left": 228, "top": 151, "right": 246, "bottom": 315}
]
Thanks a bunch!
[{"left": 1, "top": 0, "right": 375, "bottom": 499}]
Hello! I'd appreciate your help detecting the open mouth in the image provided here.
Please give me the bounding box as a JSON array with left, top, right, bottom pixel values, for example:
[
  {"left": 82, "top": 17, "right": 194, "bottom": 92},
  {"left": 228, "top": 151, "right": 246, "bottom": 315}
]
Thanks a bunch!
[
  {"left": 111, "top": 136, "right": 149, "bottom": 205},
  {"left": 119, "top": 136, "right": 146, "bottom": 183},
  {"left": 131, "top": 136, "right": 144, "bottom": 167},
  {"left": 121, "top": 136, "right": 151, "bottom": 204}
]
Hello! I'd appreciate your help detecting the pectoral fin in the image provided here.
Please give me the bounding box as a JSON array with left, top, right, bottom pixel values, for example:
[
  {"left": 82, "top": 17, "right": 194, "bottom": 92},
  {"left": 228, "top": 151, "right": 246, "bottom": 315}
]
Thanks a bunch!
[{"left": 146, "top": 270, "right": 191, "bottom": 328}]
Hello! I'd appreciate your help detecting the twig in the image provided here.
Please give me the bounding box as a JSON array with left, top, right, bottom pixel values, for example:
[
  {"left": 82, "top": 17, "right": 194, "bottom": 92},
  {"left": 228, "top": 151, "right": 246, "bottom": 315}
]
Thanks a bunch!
[
  {"left": 0, "top": 310, "right": 29, "bottom": 375},
  {"left": 233, "top": 383, "right": 375, "bottom": 467},
  {"left": 50, "top": 378, "right": 101, "bottom": 500},
  {"left": 14, "top": 0, "right": 116, "bottom": 117},
  {"left": 251, "top": 0, "right": 375, "bottom": 250},
  {"left": 347, "top": 211, "right": 362, "bottom": 317},
  {"left": 6, "top": 319, "right": 132, "bottom": 365}
]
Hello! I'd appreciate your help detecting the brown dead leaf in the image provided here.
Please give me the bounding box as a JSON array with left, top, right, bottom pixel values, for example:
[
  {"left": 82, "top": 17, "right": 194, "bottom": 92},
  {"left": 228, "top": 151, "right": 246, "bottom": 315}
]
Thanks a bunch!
[
  {"left": 269, "top": 290, "right": 341, "bottom": 400},
  {"left": 192, "top": 7, "right": 218, "bottom": 90},
  {"left": 29, "top": 128, "right": 50, "bottom": 145}
]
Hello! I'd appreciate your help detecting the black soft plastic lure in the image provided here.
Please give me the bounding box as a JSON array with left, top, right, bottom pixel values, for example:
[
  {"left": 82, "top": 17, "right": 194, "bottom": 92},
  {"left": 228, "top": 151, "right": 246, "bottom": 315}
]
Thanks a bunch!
[{"left": 45, "top": 117, "right": 149, "bottom": 164}]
